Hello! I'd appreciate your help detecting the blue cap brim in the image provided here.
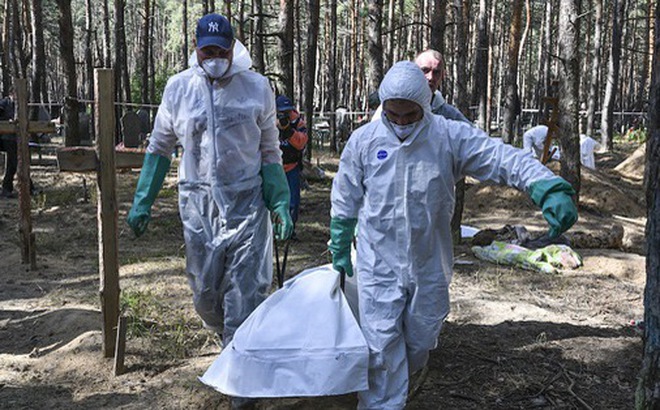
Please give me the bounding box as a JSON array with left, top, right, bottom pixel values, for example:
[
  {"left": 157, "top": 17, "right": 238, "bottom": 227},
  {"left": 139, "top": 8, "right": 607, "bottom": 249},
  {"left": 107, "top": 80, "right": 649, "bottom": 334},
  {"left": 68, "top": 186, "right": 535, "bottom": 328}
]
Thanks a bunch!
[
  {"left": 197, "top": 36, "right": 233, "bottom": 50},
  {"left": 278, "top": 104, "right": 295, "bottom": 111}
]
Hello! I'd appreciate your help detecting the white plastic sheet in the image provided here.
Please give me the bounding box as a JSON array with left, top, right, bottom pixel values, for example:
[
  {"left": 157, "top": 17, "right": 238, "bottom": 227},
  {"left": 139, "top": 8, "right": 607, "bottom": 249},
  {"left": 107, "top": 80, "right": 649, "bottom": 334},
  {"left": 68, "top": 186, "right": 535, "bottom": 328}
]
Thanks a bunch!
[{"left": 200, "top": 265, "right": 369, "bottom": 398}]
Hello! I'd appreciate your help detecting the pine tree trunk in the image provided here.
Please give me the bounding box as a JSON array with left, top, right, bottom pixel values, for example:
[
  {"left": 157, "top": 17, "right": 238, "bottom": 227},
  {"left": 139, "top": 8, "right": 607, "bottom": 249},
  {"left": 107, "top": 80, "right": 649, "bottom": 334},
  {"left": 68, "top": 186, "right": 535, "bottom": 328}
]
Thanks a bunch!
[
  {"left": 182, "top": 0, "right": 188, "bottom": 70},
  {"left": 278, "top": 0, "right": 294, "bottom": 97},
  {"left": 84, "top": 0, "right": 94, "bottom": 140},
  {"left": 386, "top": 0, "right": 395, "bottom": 68},
  {"left": 295, "top": 0, "right": 304, "bottom": 105},
  {"left": 449, "top": 0, "right": 470, "bottom": 244},
  {"left": 149, "top": 0, "right": 156, "bottom": 104},
  {"left": 57, "top": 0, "right": 80, "bottom": 147},
  {"left": 1, "top": 0, "right": 10, "bottom": 93},
  {"left": 114, "top": 0, "right": 131, "bottom": 104},
  {"left": 30, "top": 0, "right": 47, "bottom": 105},
  {"left": 431, "top": 0, "right": 446, "bottom": 54},
  {"left": 600, "top": 0, "right": 626, "bottom": 151},
  {"left": 252, "top": 0, "right": 265, "bottom": 74},
  {"left": 102, "top": 0, "right": 111, "bottom": 67},
  {"left": 502, "top": 0, "right": 523, "bottom": 144},
  {"left": 328, "top": 0, "right": 338, "bottom": 152},
  {"left": 237, "top": 0, "right": 245, "bottom": 42},
  {"left": 540, "top": 0, "right": 553, "bottom": 123},
  {"left": 304, "top": 0, "right": 320, "bottom": 160},
  {"left": 557, "top": 0, "right": 581, "bottom": 200},
  {"left": 11, "top": 0, "right": 27, "bottom": 78},
  {"left": 586, "top": 0, "right": 603, "bottom": 138},
  {"left": 367, "top": 0, "right": 384, "bottom": 92},
  {"left": 636, "top": 1, "right": 660, "bottom": 406},
  {"left": 473, "top": 0, "right": 488, "bottom": 130},
  {"left": 486, "top": 0, "right": 497, "bottom": 128},
  {"left": 139, "top": 0, "right": 150, "bottom": 105}
]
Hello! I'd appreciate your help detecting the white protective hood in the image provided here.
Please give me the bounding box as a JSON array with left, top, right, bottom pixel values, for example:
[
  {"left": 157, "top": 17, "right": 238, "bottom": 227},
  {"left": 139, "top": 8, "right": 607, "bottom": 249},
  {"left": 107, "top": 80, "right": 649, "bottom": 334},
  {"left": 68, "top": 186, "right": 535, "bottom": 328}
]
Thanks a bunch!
[
  {"left": 200, "top": 265, "right": 369, "bottom": 398},
  {"left": 377, "top": 61, "right": 433, "bottom": 138}
]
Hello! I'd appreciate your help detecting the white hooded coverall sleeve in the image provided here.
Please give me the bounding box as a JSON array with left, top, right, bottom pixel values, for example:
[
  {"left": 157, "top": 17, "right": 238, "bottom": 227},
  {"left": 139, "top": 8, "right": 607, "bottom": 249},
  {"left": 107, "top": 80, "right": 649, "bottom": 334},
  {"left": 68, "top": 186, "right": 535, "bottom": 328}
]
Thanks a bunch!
[
  {"left": 447, "top": 119, "right": 556, "bottom": 189},
  {"left": 146, "top": 78, "right": 180, "bottom": 158},
  {"left": 330, "top": 134, "right": 365, "bottom": 219}
]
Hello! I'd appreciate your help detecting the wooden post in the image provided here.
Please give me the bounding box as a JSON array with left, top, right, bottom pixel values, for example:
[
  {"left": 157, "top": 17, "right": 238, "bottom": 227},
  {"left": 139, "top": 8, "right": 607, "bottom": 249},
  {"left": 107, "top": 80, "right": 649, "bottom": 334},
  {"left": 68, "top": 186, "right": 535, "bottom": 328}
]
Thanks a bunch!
[
  {"left": 113, "top": 315, "right": 127, "bottom": 376},
  {"left": 95, "top": 69, "right": 120, "bottom": 358},
  {"left": 0, "top": 79, "right": 55, "bottom": 269},
  {"left": 15, "top": 79, "right": 36, "bottom": 269}
]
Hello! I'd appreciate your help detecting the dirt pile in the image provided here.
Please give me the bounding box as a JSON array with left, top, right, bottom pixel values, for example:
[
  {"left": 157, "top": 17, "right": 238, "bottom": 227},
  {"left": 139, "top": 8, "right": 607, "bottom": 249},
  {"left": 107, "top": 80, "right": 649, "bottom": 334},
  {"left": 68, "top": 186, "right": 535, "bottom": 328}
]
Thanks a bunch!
[
  {"left": 465, "top": 160, "right": 645, "bottom": 219},
  {"left": 614, "top": 143, "right": 646, "bottom": 181}
]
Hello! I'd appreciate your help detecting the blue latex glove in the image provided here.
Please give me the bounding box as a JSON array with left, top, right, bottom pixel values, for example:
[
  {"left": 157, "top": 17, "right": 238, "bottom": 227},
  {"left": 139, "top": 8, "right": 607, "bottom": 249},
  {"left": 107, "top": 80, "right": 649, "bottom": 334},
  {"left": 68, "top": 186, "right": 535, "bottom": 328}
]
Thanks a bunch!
[
  {"left": 261, "top": 163, "right": 294, "bottom": 240},
  {"left": 528, "top": 177, "right": 578, "bottom": 238},
  {"left": 127, "top": 153, "right": 171, "bottom": 237},
  {"left": 328, "top": 217, "right": 357, "bottom": 277}
]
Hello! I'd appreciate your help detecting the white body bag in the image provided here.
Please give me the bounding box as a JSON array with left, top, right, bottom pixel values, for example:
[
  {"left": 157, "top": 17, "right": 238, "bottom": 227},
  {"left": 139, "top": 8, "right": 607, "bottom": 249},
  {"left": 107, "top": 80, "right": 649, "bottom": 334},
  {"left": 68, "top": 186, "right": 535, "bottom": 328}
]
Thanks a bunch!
[{"left": 200, "top": 264, "right": 369, "bottom": 397}]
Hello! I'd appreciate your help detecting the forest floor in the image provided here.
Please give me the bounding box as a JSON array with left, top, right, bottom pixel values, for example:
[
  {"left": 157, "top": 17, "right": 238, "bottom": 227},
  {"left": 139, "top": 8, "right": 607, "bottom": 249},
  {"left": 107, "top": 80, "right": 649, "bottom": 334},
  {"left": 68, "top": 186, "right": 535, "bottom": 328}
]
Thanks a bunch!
[{"left": 0, "top": 140, "right": 648, "bottom": 409}]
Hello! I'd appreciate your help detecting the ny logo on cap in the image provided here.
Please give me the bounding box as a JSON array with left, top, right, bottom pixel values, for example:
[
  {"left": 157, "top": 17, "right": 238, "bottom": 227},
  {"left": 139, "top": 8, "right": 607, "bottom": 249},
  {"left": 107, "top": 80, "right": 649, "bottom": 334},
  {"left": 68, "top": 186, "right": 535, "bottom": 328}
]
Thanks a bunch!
[{"left": 208, "top": 21, "right": 219, "bottom": 32}]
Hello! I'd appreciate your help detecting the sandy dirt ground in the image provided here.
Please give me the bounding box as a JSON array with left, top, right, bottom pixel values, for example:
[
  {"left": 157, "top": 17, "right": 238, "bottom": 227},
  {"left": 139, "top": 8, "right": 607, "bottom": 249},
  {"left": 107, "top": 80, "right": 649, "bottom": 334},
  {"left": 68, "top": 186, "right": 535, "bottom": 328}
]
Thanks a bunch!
[{"left": 0, "top": 142, "right": 647, "bottom": 409}]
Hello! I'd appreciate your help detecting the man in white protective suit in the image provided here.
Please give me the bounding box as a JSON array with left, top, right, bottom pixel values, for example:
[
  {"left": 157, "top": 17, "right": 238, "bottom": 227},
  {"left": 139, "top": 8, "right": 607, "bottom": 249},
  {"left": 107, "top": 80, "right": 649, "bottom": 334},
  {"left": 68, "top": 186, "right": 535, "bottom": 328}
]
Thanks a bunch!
[
  {"left": 523, "top": 125, "right": 601, "bottom": 170},
  {"left": 523, "top": 124, "right": 553, "bottom": 159},
  {"left": 329, "top": 61, "right": 578, "bottom": 409},
  {"left": 127, "top": 14, "right": 292, "bottom": 408}
]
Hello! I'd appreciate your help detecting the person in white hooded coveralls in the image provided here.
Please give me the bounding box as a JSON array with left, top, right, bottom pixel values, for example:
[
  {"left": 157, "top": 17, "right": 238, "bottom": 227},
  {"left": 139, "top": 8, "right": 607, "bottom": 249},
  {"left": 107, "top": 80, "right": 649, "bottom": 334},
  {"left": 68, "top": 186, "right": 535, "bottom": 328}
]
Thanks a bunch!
[
  {"left": 329, "top": 62, "right": 578, "bottom": 409},
  {"left": 128, "top": 13, "right": 292, "bottom": 362}
]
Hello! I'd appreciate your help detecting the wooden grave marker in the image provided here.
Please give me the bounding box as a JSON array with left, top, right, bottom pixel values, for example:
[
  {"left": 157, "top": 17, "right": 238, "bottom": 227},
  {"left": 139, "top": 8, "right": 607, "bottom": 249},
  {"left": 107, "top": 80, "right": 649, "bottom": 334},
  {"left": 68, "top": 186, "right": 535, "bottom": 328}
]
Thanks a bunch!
[
  {"left": 56, "top": 69, "right": 145, "bottom": 361},
  {"left": 0, "top": 78, "right": 56, "bottom": 269}
]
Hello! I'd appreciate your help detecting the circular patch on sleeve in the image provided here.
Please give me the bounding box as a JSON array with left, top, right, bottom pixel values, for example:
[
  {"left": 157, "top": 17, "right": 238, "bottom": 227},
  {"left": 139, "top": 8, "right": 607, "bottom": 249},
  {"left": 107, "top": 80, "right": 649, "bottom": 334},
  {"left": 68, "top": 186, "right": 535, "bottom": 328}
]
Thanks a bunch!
[{"left": 376, "top": 150, "right": 388, "bottom": 160}]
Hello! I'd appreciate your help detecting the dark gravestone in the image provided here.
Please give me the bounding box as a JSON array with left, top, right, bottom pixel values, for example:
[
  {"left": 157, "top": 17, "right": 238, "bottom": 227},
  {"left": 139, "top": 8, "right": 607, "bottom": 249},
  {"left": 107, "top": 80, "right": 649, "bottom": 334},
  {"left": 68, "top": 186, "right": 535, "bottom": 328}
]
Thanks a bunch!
[
  {"left": 136, "top": 108, "right": 151, "bottom": 139},
  {"left": 121, "top": 111, "right": 141, "bottom": 148},
  {"left": 37, "top": 105, "right": 50, "bottom": 121}
]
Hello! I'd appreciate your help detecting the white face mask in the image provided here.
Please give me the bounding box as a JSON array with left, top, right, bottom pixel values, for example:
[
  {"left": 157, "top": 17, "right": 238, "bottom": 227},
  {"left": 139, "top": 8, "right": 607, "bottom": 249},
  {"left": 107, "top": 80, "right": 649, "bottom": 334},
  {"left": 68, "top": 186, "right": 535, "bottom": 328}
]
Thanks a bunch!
[
  {"left": 202, "top": 58, "right": 230, "bottom": 79},
  {"left": 390, "top": 121, "right": 419, "bottom": 140}
]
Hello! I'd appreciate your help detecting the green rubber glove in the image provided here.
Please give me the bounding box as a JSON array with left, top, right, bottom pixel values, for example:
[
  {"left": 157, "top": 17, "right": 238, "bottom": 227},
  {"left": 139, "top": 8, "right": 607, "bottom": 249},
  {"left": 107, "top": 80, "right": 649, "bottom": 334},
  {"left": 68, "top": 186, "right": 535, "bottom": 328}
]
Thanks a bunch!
[
  {"left": 328, "top": 217, "right": 357, "bottom": 277},
  {"left": 127, "top": 153, "right": 171, "bottom": 237},
  {"left": 528, "top": 177, "right": 578, "bottom": 239},
  {"left": 261, "top": 163, "right": 293, "bottom": 240}
]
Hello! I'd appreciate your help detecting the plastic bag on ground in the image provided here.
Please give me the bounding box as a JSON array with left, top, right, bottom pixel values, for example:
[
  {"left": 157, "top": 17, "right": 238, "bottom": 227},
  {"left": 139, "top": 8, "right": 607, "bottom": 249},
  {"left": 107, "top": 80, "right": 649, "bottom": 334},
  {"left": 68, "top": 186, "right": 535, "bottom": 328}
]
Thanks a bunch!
[
  {"left": 200, "top": 264, "right": 369, "bottom": 398},
  {"left": 472, "top": 241, "right": 582, "bottom": 274}
]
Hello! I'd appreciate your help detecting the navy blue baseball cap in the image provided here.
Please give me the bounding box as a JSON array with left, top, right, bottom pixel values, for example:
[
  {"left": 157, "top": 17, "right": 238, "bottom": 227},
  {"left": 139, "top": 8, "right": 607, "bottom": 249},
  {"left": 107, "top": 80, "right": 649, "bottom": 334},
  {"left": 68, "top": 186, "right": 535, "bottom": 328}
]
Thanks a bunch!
[
  {"left": 196, "top": 13, "right": 234, "bottom": 50},
  {"left": 276, "top": 95, "right": 295, "bottom": 111}
]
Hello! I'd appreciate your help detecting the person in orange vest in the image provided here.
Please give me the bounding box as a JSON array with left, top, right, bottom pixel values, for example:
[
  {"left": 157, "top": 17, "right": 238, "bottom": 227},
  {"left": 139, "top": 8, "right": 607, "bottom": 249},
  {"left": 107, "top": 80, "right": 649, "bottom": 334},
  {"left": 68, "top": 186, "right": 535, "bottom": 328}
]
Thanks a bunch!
[{"left": 276, "top": 95, "right": 308, "bottom": 238}]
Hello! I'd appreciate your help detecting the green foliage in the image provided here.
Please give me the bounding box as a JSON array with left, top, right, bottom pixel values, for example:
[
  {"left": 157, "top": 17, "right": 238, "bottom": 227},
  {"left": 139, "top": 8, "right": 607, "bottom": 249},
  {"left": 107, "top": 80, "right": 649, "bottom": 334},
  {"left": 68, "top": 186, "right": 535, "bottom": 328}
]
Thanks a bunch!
[
  {"left": 129, "top": 68, "right": 178, "bottom": 105},
  {"left": 121, "top": 289, "right": 158, "bottom": 338},
  {"left": 121, "top": 288, "right": 204, "bottom": 359},
  {"left": 621, "top": 127, "right": 648, "bottom": 143}
]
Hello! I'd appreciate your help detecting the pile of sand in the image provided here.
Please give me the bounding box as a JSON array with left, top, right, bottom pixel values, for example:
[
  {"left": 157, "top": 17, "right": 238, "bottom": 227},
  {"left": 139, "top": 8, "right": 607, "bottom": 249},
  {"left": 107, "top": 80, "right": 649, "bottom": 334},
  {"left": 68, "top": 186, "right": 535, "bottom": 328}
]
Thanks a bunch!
[
  {"left": 614, "top": 143, "right": 646, "bottom": 181},
  {"left": 464, "top": 160, "right": 645, "bottom": 219}
]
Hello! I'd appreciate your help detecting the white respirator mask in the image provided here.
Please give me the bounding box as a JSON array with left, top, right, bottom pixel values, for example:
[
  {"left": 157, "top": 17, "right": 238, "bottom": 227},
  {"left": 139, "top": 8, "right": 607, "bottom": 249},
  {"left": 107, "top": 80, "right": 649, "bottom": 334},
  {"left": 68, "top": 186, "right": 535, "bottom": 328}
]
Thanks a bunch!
[
  {"left": 202, "top": 58, "right": 231, "bottom": 79},
  {"left": 389, "top": 121, "right": 419, "bottom": 140}
]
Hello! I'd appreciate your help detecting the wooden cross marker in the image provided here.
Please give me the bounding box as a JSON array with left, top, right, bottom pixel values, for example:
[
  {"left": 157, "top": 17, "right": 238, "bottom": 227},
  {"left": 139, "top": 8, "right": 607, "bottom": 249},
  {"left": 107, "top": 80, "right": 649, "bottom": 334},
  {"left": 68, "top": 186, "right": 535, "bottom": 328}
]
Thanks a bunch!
[
  {"left": 0, "top": 78, "right": 56, "bottom": 269},
  {"left": 55, "top": 69, "right": 145, "bottom": 360},
  {"left": 541, "top": 96, "right": 560, "bottom": 165}
]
